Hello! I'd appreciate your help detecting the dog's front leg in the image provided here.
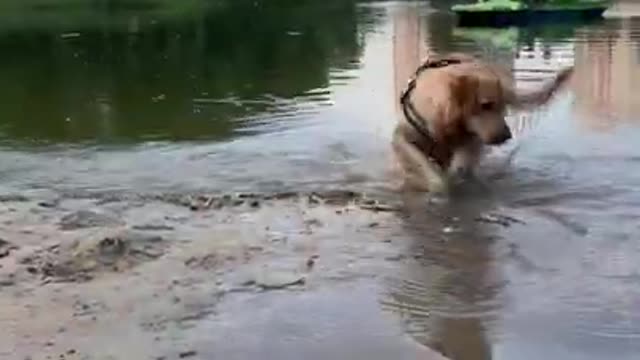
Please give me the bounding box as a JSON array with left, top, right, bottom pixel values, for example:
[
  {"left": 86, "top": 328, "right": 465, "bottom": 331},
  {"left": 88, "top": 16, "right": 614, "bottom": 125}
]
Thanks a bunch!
[
  {"left": 392, "top": 133, "right": 449, "bottom": 194},
  {"left": 447, "top": 140, "right": 484, "bottom": 181}
]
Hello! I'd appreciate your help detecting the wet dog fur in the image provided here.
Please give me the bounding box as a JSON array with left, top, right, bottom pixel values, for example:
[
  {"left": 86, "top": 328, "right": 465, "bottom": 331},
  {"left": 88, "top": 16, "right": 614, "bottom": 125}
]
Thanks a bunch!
[{"left": 392, "top": 53, "right": 573, "bottom": 193}]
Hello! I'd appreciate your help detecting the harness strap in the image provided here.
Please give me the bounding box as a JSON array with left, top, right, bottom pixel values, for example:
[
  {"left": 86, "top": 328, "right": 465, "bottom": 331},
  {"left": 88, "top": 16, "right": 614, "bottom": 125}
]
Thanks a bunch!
[{"left": 399, "top": 58, "right": 462, "bottom": 146}]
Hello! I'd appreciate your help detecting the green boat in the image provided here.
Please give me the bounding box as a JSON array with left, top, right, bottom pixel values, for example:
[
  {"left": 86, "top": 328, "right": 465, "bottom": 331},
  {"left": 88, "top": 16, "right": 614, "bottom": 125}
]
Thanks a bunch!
[{"left": 452, "top": 0, "right": 610, "bottom": 27}]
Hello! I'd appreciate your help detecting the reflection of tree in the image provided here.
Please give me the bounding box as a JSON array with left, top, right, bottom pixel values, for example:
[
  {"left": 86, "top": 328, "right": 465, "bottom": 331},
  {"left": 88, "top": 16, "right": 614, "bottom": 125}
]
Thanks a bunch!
[
  {"left": 0, "top": 0, "right": 210, "bottom": 32},
  {"left": 572, "top": 18, "right": 640, "bottom": 132},
  {"left": 0, "top": 0, "right": 366, "bottom": 144},
  {"left": 392, "top": 3, "right": 429, "bottom": 117}
]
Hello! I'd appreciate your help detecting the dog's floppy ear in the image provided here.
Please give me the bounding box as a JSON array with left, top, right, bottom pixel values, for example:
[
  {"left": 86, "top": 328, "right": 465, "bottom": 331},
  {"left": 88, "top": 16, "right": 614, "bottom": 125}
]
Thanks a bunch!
[
  {"left": 452, "top": 73, "right": 479, "bottom": 113},
  {"left": 430, "top": 73, "right": 478, "bottom": 142}
]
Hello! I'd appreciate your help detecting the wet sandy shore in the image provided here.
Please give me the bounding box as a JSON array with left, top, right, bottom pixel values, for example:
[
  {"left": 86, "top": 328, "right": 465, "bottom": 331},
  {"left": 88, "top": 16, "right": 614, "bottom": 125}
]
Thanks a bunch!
[{"left": 0, "top": 190, "right": 453, "bottom": 360}]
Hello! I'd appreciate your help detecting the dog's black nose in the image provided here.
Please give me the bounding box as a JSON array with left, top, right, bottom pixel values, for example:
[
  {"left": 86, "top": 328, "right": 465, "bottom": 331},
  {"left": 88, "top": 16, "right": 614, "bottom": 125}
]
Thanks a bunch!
[{"left": 489, "top": 127, "right": 512, "bottom": 145}]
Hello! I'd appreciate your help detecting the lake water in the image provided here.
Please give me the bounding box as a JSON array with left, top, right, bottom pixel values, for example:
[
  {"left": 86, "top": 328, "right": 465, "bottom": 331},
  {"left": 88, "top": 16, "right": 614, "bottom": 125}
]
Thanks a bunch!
[{"left": 2, "top": 1, "right": 640, "bottom": 359}]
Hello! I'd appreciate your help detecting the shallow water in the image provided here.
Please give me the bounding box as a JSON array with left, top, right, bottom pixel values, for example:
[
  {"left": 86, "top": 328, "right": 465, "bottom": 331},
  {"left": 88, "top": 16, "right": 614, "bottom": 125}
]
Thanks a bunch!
[{"left": 2, "top": 0, "right": 640, "bottom": 359}]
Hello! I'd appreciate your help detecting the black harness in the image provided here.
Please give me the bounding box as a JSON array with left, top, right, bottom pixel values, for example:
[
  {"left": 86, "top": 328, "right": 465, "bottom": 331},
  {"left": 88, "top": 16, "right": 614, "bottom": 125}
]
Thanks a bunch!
[{"left": 399, "top": 58, "right": 462, "bottom": 142}]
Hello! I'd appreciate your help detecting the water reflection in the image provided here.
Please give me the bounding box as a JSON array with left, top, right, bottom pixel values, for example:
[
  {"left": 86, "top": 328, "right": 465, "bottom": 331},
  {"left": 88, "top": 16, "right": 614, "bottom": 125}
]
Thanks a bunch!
[
  {"left": 0, "top": 0, "right": 363, "bottom": 145},
  {"left": 382, "top": 194, "right": 502, "bottom": 360},
  {"left": 573, "top": 17, "right": 640, "bottom": 131},
  {"left": 391, "top": 2, "right": 429, "bottom": 117},
  {"left": 0, "top": 0, "right": 210, "bottom": 32}
]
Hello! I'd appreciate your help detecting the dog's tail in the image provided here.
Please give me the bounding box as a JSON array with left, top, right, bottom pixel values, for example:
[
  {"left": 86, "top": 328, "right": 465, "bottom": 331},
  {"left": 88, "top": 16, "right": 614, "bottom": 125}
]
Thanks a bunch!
[{"left": 508, "top": 66, "right": 573, "bottom": 110}]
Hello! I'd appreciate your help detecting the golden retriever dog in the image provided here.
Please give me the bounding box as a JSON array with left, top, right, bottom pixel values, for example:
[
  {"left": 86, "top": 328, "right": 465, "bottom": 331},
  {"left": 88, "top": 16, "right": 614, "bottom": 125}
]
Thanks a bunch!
[{"left": 392, "top": 53, "right": 573, "bottom": 193}]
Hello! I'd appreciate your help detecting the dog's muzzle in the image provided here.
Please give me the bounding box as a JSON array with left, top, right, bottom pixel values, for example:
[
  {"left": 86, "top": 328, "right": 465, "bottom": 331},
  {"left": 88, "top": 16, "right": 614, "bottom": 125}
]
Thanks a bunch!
[{"left": 488, "top": 126, "right": 512, "bottom": 145}]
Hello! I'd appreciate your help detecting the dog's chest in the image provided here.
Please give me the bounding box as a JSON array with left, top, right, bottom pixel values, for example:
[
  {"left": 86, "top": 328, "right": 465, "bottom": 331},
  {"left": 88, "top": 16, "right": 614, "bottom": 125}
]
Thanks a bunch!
[{"left": 409, "top": 136, "right": 454, "bottom": 170}]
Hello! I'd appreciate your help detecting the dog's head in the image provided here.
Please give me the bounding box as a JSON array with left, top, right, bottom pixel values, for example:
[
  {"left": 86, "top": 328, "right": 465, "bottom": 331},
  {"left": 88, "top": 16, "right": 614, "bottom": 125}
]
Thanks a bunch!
[
  {"left": 427, "top": 64, "right": 512, "bottom": 145},
  {"left": 453, "top": 67, "right": 512, "bottom": 145}
]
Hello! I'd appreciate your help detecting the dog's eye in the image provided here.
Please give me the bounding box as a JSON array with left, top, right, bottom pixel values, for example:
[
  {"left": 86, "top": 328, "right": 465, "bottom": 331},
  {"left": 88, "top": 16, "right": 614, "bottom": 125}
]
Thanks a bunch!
[{"left": 480, "top": 101, "right": 495, "bottom": 111}]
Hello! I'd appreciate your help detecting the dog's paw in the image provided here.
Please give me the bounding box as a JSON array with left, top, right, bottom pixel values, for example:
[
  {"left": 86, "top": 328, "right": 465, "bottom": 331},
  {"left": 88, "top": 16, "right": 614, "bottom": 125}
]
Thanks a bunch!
[
  {"left": 450, "top": 166, "right": 474, "bottom": 180},
  {"left": 428, "top": 177, "right": 450, "bottom": 195},
  {"left": 448, "top": 164, "right": 480, "bottom": 186}
]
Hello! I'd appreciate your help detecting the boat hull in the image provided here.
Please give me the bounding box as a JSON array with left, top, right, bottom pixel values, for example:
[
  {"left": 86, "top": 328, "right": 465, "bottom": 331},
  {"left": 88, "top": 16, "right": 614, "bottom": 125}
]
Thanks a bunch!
[{"left": 455, "top": 7, "right": 606, "bottom": 27}]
